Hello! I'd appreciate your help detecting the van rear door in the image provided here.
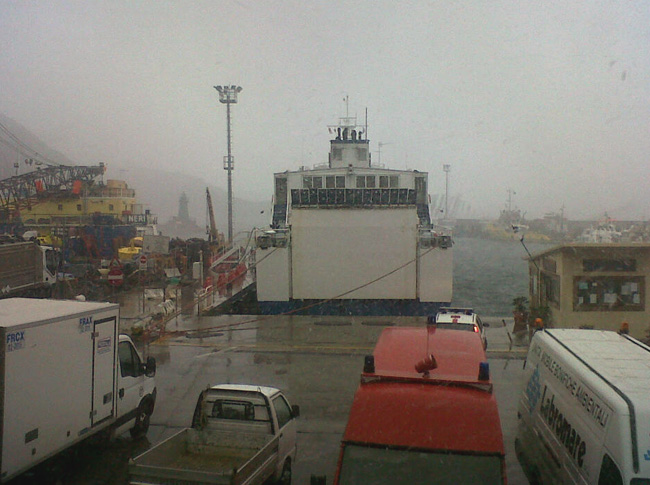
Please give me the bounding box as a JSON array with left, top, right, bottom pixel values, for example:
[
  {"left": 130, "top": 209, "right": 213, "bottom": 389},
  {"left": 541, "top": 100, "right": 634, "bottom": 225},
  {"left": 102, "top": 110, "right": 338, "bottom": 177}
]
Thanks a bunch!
[{"left": 92, "top": 316, "right": 118, "bottom": 426}]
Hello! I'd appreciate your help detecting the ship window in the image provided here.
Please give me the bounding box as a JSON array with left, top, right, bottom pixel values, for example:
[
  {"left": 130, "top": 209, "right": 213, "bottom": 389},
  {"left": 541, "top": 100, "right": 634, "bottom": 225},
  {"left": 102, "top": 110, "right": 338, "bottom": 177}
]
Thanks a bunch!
[
  {"left": 326, "top": 176, "right": 335, "bottom": 188},
  {"left": 574, "top": 276, "right": 644, "bottom": 311},
  {"left": 366, "top": 176, "right": 376, "bottom": 188},
  {"left": 379, "top": 175, "right": 389, "bottom": 188},
  {"left": 303, "top": 176, "right": 322, "bottom": 189},
  {"left": 390, "top": 175, "right": 399, "bottom": 187},
  {"left": 357, "top": 147, "right": 367, "bottom": 161},
  {"left": 356, "top": 176, "right": 366, "bottom": 188},
  {"left": 336, "top": 176, "right": 345, "bottom": 188}
]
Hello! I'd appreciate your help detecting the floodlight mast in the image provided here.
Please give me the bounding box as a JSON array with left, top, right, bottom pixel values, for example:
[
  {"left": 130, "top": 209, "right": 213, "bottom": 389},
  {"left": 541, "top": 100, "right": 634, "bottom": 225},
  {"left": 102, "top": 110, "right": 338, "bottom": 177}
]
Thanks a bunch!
[
  {"left": 443, "top": 164, "right": 451, "bottom": 220},
  {"left": 214, "top": 85, "right": 242, "bottom": 244}
]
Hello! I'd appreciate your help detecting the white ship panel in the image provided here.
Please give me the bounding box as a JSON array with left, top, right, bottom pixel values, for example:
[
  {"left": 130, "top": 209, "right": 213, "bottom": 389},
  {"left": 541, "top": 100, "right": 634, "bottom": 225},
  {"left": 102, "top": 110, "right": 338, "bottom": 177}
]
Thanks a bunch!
[
  {"left": 256, "top": 246, "right": 290, "bottom": 301},
  {"left": 291, "top": 209, "right": 418, "bottom": 300}
]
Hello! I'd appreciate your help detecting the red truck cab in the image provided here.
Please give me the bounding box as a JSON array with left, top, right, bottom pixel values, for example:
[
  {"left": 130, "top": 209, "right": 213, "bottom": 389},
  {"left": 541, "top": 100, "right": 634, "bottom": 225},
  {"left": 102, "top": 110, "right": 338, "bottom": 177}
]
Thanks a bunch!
[{"left": 334, "top": 326, "right": 507, "bottom": 484}]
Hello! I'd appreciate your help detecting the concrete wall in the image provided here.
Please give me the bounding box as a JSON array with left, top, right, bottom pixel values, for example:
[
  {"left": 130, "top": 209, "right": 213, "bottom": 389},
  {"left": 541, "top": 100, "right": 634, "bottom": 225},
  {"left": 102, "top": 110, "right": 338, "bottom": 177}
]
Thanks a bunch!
[{"left": 290, "top": 209, "right": 418, "bottom": 300}]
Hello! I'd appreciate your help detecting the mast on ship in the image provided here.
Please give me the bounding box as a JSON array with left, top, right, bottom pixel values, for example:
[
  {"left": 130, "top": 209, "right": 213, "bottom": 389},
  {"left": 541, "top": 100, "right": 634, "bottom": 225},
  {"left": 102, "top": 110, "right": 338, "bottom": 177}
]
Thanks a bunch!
[{"left": 327, "top": 101, "right": 370, "bottom": 169}]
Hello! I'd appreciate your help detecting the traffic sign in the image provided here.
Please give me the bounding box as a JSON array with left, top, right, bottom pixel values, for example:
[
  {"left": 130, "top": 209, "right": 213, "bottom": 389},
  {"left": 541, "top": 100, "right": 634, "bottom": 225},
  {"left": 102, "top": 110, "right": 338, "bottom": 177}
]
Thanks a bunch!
[{"left": 108, "top": 268, "right": 124, "bottom": 287}]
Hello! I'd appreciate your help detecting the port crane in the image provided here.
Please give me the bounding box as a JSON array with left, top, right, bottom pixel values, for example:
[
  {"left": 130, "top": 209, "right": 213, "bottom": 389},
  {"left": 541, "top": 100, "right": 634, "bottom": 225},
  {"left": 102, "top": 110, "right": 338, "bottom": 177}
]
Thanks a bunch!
[
  {"left": 0, "top": 164, "right": 106, "bottom": 221},
  {"left": 205, "top": 188, "right": 224, "bottom": 247}
]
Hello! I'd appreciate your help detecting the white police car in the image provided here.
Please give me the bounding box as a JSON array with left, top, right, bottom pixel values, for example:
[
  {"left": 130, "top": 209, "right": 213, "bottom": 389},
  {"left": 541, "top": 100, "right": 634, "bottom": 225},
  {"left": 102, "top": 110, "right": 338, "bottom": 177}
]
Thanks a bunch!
[{"left": 427, "top": 307, "right": 489, "bottom": 349}]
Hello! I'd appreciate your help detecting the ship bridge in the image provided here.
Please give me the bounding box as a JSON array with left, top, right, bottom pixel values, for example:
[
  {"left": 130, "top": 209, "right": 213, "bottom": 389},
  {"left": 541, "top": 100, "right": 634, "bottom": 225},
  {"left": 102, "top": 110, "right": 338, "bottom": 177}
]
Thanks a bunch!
[{"left": 328, "top": 117, "right": 370, "bottom": 169}]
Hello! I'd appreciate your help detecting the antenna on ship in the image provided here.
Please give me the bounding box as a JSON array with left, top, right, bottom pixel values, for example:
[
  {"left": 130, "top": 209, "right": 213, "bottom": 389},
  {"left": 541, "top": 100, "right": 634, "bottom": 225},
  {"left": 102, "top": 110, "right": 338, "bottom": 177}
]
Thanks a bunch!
[{"left": 365, "top": 107, "right": 368, "bottom": 141}]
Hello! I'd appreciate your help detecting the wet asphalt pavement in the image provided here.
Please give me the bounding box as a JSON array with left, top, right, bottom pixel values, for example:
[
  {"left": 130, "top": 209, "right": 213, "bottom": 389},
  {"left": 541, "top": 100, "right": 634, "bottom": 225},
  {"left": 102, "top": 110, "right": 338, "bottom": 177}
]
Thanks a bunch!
[{"left": 10, "top": 307, "right": 532, "bottom": 484}]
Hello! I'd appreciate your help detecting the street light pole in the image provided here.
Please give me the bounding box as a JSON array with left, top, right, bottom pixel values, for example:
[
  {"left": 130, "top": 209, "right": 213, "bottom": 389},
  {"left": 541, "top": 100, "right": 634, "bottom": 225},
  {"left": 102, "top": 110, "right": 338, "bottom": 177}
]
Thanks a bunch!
[
  {"left": 443, "top": 164, "right": 451, "bottom": 220},
  {"left": 214, "top": 85, "right": 242, "bottom": 244}
]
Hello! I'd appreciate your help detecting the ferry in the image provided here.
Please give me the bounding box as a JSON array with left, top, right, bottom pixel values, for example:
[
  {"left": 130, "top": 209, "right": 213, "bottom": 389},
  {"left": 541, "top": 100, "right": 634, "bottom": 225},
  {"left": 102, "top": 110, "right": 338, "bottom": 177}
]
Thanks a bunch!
[{"left": 253, "top": 112, "right": 453, "bottom": 315}]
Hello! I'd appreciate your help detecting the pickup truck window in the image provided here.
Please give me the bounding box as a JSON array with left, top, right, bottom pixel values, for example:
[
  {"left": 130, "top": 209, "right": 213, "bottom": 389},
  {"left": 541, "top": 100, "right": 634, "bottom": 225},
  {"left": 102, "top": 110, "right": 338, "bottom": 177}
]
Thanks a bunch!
[
  {"left": 273, "top": 395, "right": 292, "bottom": 428},
  {"left": 338, "top": 445, "right": 504, "bottom": 484},
  {"left": 209, "top": 399, "right": 271, "bottom": 423},
  {"left": 212, "top": 400, "right": 255, "bottom": 421},
  {"left": 118, "top": 341, "right": 141, "bottom": 378}
]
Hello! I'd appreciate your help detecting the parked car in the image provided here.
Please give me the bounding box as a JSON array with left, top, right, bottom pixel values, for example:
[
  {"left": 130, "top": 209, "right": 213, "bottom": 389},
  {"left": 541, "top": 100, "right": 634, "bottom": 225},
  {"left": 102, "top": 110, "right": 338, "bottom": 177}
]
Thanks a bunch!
[{"left": 429, "top": 307, "right": 489, "bottom": 348}]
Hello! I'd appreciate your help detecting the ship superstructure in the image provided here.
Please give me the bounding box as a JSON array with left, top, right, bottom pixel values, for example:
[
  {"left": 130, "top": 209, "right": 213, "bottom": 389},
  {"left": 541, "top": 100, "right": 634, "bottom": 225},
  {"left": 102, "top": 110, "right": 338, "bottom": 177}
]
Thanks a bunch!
[{"left": 254, "top": 115, "right": 453, "bottom": 315}]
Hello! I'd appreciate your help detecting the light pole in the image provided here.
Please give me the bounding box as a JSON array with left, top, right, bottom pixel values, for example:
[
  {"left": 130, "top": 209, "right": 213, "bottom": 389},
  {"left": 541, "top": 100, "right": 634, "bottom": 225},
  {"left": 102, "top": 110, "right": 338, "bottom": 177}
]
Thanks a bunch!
[
  {"left": 443, "top": 164, "right": 451, "bottom": 219},
  {"left": 214, "top": 85, "right": 242, "bottom": 244}
]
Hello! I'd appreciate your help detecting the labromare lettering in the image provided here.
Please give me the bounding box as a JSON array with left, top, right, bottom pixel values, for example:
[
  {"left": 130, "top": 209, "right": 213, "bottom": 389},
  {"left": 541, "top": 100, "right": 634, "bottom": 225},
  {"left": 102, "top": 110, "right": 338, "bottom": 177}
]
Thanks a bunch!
[{"left": 539, "top": 385, "right": 587, "bottom": 467}]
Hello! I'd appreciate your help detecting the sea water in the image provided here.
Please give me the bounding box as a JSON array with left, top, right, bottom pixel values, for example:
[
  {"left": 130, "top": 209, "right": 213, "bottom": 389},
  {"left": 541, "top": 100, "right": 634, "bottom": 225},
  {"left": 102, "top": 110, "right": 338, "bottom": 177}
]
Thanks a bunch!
[{"left": 452, "top": 236, "right": 552, "bottom": 316}]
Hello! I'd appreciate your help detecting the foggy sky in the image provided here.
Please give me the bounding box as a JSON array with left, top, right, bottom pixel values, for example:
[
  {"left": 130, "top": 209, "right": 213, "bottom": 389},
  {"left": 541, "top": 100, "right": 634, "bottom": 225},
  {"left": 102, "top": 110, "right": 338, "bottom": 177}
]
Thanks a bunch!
[{"left": 1, "top": 0, "right": 649, "bottom": 220}]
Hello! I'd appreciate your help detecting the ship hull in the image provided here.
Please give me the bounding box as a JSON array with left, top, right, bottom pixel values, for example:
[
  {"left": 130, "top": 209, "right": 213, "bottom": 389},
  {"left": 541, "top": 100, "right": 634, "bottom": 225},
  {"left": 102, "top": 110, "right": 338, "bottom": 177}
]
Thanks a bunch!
[{"left": 258, "top": 298, "right": 449, "bottom": 316}]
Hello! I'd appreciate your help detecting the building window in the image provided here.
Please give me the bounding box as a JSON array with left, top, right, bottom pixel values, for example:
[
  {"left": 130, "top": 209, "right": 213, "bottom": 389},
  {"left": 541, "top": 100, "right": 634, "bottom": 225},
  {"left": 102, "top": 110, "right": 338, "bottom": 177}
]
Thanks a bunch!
[
  {"left": 336, "top": 176, "right": 345, "bottom": 188},
  {"left": 356, "top": 176, "right": 365, "bottom": 188},
  {"left": 58, "top": 204, "right": 63, "bottom": 211},
  {"left": 379, "top": 175, "right": 389, "bottom": 188},
  {"left": 109, "top": 204, "right": 114, "bottom": 211},
  {"left": 77, "top": 204, "right": 82, "bottom": 211},
  {"left": 356, "top": 147, "right": 367, "bottom": 161},
  {"left": 303, "top": 176, "right": 312, "bottom": 189},
  {"left": 574, "top": 276, "right": 644, "bottom": 311},
  {"left": 332, "top": 148, "right": 342, "bottom": 160},
  {"left": 541, "top": 273, "right": 560, "bottom": 307},
  {"left": 365, "top": 176, "right": 376, "bottom": 188},
  {"left": 390, "top": 175, "right": 399, "bottom": 187},
  {"left": 583, "top": 259, "right": 636, "bottom": 272},
  {"left": 326, "top": 176, "right": 335, "bottom": 188}
]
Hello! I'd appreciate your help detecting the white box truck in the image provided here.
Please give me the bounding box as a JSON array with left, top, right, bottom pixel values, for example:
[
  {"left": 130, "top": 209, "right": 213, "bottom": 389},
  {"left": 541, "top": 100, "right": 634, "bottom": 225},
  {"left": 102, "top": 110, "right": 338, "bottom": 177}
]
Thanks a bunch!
[
  {"left": 0, "top": 298, "right": 157, "bottom": 483},
  {"left": 515, "top": 328, "right": 650, "bottom": 484}
]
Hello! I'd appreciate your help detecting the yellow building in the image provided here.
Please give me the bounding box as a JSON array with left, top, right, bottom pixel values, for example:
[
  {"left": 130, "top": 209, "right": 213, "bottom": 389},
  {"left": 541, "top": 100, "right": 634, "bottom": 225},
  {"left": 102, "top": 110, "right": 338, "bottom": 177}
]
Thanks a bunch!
[{"left": 528, "top": 243, "right": 650, "bottom": 339}]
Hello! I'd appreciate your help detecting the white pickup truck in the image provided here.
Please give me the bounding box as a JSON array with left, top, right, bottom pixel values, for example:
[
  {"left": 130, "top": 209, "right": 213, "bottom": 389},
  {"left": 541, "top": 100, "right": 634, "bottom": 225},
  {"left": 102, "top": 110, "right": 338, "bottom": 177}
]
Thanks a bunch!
[{"left": 129, "top": 384, "right": 299, "bottom": 485}]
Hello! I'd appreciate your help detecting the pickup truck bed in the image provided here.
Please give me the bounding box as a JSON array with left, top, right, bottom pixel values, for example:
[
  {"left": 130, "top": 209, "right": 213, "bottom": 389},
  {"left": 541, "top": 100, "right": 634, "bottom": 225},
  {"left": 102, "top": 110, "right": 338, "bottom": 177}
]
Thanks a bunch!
[{"left": 129, "top": 429, "right": 279, "bottom": 484}]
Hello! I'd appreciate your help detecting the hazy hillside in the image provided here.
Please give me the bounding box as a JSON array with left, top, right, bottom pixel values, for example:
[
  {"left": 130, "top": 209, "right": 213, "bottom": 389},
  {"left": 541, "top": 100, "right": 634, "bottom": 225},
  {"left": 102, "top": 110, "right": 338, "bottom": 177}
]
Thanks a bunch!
[
  {"left": 0, "top": 112, "right": 271, "bottom": 234},
  {"left": 0, "top": 113, "right": 77, "bottom": 179}
]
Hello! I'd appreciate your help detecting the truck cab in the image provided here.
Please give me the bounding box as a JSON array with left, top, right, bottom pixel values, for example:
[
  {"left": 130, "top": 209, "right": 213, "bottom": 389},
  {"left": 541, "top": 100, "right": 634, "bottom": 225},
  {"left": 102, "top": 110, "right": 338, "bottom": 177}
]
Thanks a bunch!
[{"left": 116, "top": 335, "right": 157, "bottom": 437}]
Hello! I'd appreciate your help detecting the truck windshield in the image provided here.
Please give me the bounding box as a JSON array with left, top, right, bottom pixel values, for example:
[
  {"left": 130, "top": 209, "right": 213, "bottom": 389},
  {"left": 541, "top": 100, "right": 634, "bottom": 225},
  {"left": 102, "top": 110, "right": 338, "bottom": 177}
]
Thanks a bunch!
[{"left": 338, "top": 444, "right": 504, "bottom": 484}]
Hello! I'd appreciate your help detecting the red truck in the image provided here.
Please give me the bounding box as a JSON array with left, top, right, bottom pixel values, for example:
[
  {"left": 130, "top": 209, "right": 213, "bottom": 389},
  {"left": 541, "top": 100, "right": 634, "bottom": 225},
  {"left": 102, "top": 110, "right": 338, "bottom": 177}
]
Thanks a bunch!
[{"left": 334, "top": 325, "right": 507, "bottom": 484}]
